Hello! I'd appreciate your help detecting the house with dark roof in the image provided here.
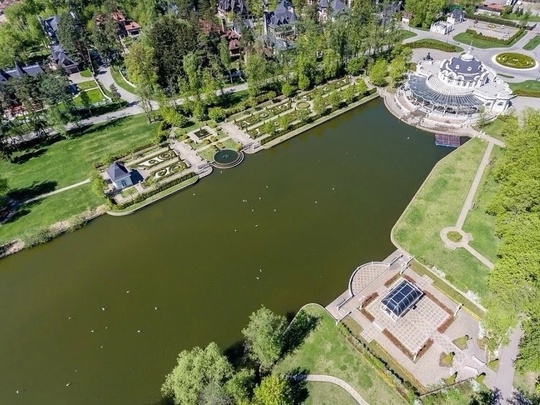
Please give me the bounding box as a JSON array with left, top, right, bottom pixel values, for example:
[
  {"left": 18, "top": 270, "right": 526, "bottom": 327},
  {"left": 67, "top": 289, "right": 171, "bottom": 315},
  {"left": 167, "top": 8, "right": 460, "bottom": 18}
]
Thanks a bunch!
[
  {"left": 263, "top": 0, "right": 297, "bottom": 51},
  {"left": 0, "top": 63, "right": 44, "bottom": 83},
  {"left": 381, "top": 279, "right": 423, "bottom": 321},
  {"left": 39, "top": 15, "right": 81, "bottom": 74},
  {"left": 447, "top": 7, "right": 464, "bottom": 24},
  {"left": 106, "top": 162, "right": 133, "bottom": 190},
  {"left": 218, "top": 0, "right": 249, "bottom": 19},
  {"left": 307, "top": 0, "right": 349, "bottom": 22}
]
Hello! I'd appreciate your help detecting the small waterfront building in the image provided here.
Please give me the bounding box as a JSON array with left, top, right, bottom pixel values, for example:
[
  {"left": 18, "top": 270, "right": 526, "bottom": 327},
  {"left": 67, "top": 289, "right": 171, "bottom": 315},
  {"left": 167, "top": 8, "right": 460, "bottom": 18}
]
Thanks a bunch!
[
  {"left": 107, "top": 162, "right": 133, "bottom": 190},
  {"left": 396, "top": 48, "right": 513, "bottom": 124}
]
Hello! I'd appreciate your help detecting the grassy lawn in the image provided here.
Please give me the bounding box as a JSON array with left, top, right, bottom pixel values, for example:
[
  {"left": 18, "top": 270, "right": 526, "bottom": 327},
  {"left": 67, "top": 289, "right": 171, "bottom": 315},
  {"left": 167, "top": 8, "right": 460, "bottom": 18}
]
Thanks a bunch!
[
  {"left": 392, "top": 139, "right": 491, "bottom": 298},
  {"left": 462, "top": 146, "right": 502, "bottom": 263},
  {"left": 73, "top": 88, "right": 106, "bottom": 106},
  {"left": 513, "top": 370, "right": 539, "bottom": 396},
  {"left": 523, "top": 34, "right": 540, "bottom": 50},
  {"left": 400, "top": 29, "right": 417, "bottom": 40},
  {"left": 111, "top": 67, "right": 137, "bottom": 95},
  {"left": 0, "top": 186, "right": 105, "bottom": 246},
  {"left": 481, "top": 116, "right": 513, "bottom": 141},
  {"left": 453, "top": 31, "right": 525, "bottom": 48},
  {"left": 1, "top": 114, "right": 159, "bottom": 191},
  {"left": 76, "top": 80, "right": 98, "bottom": 91},
  {"left": 274, "top": 304, "right": 408, "bottom": 405},
  {"left": 509, "top": 80, "right": 540, "bottom": 94},
  {"left": 303, "top": 382, "right": 359, "bottom": 405},
  {"left": 79, "top": 69, "right": 92, "bottom": 78}
]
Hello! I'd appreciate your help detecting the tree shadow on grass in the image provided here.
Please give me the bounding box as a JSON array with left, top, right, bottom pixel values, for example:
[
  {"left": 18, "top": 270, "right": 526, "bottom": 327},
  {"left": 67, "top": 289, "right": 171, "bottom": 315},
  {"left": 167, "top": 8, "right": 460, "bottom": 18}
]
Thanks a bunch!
[
  {"left": 282, "top": 311, "right": 320, "bottom": 357},
  {"left": 506, "top": 390, "right": 540, "bottom": 405},
  {"left": 68, "top": 116, "right": 127, "bottom": 139},
  {"left": 11, "top": 148, "right": 47, "bottom": 164},
  {"left": 287, "top": 367, "right": 310, "bottom": 404},
  {"left": 3, "top": 181, "right": 58, "bottom": 223}
]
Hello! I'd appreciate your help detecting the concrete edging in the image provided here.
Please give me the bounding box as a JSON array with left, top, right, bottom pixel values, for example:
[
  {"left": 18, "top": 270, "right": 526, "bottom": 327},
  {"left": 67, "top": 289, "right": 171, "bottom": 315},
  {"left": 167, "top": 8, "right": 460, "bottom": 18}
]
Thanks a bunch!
[
  {"left": 262, "top": 92, "right": 380, "bottom": 149},
  {"left": 107, "top": 176, "right": 199, "bottom": 216}
]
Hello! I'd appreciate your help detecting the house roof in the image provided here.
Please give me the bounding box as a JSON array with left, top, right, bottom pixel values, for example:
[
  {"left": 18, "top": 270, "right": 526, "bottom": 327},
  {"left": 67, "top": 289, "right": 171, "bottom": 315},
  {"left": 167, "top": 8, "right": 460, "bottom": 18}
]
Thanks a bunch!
[
  {"left": 218, "top": 0, "right": 248, "bottom": 14},
  {"left": 107, "top": 162, "right": 130, "bottom": 181},
  {"left": 124, "top": 21, "right": 141, "bottom": 31},
  {"left": 267, "top": 0, "right": 297, "bottom": 26},
  {"left": 451, "top": 8, "right": 464, "bottom": 19},
  {"left": 441, "top": 51, "right": 483, "bottom": 78},
  {"left": 318, "top": 0, "right": 348, "bottom": 14},
  {"left": 52, "top": 45, "right": 78, "bottom": 68},
  {"left": 0, "top": 63, "right": 44, "bottom": 81},
  {"left": 43, "top": 15, "right": 60, "bottom": 34},
  {"left": 381, "top": 280, "right": 423, "bottom": 318}
]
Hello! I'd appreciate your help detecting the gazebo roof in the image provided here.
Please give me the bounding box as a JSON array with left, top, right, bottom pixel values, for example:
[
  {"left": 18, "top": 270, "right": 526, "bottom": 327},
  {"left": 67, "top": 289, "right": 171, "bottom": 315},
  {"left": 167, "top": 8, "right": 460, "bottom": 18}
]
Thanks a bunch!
[
  {"left": 408, "top": 76, "right": 483, "bottom": 108},
  {"left": 381, "top": 280, "right": 423, "bottom": 319},
  {"left": 107, "top": 162, "right": 130, "bottom": 181}
]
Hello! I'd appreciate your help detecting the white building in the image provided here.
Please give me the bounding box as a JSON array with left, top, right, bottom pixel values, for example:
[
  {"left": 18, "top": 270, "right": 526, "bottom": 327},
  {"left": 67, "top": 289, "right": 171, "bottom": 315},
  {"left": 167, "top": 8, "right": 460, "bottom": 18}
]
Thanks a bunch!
[
  {"left": 430, "top": 21, "right": 453, "bottom": 35},
  {"left": 397, "top": 49, "right": 513, "bottom": 122}
]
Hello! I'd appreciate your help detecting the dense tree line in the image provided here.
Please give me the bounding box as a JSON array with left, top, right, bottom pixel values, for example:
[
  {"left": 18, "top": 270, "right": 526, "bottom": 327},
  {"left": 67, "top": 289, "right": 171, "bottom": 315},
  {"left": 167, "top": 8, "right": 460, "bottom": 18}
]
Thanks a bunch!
[
  {"left": 162, "top": 306, "right": 304, "bottom": 405},
  {"left": 484, "top": 109, "right": 540, "bottom": 375}
]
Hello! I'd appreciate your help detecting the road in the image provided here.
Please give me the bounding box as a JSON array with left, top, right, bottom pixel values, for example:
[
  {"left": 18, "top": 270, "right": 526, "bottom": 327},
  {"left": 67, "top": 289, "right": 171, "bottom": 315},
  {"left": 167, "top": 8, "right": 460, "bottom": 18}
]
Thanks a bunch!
[
  {"left": 304, "top": 375, "right": 369, "bottom": 405},
  {"left": 493, "top": 326, "right": 524, "bottom": 403}
]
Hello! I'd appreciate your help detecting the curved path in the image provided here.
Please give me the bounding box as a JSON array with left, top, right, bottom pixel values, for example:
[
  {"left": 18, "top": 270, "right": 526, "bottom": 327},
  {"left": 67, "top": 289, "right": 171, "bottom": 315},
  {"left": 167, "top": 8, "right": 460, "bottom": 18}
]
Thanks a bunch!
[{"left": 305, "top": 374, "right": 369, "bottom": 405}]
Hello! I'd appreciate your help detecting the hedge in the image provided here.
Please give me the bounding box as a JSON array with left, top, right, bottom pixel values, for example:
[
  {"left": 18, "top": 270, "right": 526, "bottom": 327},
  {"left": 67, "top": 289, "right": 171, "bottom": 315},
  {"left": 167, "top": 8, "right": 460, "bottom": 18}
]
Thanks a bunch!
[
  {"left": 511, "top": 88, "right": 540, "bottom": 97},
  {"left": 405, "top": 39, "right": 462, "bottom": 52},
  {"left": 465, "top": 28, "right": 525, "bottom": 45},
  {"left": 113, "top": 172, "right": 196, "bottom": 209},
  {"left": 465, "top": 12, "right": 522, "bottom": 28}
]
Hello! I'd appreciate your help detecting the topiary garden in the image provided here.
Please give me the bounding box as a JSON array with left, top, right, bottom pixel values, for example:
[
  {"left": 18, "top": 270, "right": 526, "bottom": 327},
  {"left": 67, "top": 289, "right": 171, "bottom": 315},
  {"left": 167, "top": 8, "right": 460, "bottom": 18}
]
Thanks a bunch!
[{"left": 495, "top": 52, "right": 537, "bottom": 69}]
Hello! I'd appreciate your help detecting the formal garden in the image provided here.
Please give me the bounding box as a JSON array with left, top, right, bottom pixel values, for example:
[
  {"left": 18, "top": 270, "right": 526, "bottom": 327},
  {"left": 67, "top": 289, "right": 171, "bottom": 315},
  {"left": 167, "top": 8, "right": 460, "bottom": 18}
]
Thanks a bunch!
[{"left": 495, "top": 52, "right": 537, "bottom": 69}]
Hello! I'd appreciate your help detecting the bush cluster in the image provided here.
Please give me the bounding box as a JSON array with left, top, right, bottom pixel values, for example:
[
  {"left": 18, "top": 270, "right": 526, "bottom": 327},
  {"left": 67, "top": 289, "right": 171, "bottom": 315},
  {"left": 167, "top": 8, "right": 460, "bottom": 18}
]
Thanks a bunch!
[{"left": 405, "top": 39, "right": 461, "bottom": 52}]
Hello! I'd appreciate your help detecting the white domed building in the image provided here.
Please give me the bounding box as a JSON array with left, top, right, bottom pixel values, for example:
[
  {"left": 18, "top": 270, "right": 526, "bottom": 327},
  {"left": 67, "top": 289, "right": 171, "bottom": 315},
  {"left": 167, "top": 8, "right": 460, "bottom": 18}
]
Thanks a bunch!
[{"left": 396, "top": 49, "right": 513, "bottom": 125}]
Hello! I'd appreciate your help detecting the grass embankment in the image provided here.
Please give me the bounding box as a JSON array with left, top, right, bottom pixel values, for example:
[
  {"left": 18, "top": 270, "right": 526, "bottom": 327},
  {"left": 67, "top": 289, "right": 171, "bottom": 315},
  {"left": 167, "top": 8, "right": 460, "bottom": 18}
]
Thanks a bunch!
[
  {"left": 523, "top": 34, "right": 540, "bottom": 50},
  {"left": 275, "top": 304, "right": 408, "bottom": 405},
  {"left": 111, "top": 67, "right": 137, "bottom": 94},
  {"left": 453, "top": 31, "right": 525, "bottom": 48},
  {"left": 1, "top": 114, "right": 159, "bottom": 246},
  {"left": 399, "top": 29, "right": 417, "bottom": 40},
  {"left": 463, "top": 146, "right": 502, "bottom": 263},
  {"left": 304, "top": 382, "right": 359, "bottom": 405},
  {"left": 0, "top": 186, "right": 104, "bottom": 245},
  {"left": 509, "top": 80, "right": 540, "bottom": 97},
  {"left": 2, "top": 114, "right": 159, "bottom": 190},
  {"left": 392, "top": 139, "right": 491, "bottom": 298}
]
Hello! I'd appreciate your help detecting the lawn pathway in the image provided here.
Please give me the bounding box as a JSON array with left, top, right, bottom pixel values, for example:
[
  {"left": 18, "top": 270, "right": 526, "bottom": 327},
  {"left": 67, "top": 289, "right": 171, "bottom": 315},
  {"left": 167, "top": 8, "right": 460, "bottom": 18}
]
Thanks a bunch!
[
  {"left": 25, "top": 179, "right": 91, "bottom": 203},
  {"left": 305, "top": 375, "right": 369, "bottom": 405}
]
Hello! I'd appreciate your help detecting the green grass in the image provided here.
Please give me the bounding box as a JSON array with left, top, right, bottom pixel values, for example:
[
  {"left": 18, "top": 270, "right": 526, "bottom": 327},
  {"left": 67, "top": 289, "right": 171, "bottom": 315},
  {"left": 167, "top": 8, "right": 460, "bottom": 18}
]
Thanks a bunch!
[
  {"left": 111, "top": 67, "right": 137, "bottom": 95},
  {"left": 421, "top": 381, "right": 479, "bottom": 405},
  {"left": 488, "top": 359, "right": 500, "bottom": 372},
  {"left": 0, "top": 186, "right": 105, "bottom": 246},
  {"left": 406, "top": 38, "right": 464, "bottom": 52},
  {"left": 76, "top": 80, "right": 98, "bottom": 91},
  {"left": 274, "top": 304, "right": 408, "bottom": 405},
  {"left": 399, "top": 29, "right": 417, "bottom": 40},
  {"left": 509, "top": 80, "right": 540, "bottom": 95},
  {"left": 523, "top": 34, "right": 540, "bottom": 50},
  {"left": 463, "top": 146, "right": 503, "bottom": 263},
  {"left": 513, "top": 370, "right": 539, "bottom": 396},
  {"left": 1, "top": 114, "right": 159, "bottom": 191},
  {"left": 453, "top": 31, "right": 525, "bottom": 48},
  {"left": 79, "top": 69, "right": 92, "bottom": 78},
  {"left": 73, "top": 88, "right": 106, "bottom": 106},
  {"left": 481, "top": 116, "right": 515, "bottom": 141},
  {"left": 303, "top": 382, "right": 359, "bottom": 405},
  {"left": 452, "top": 336, "right": 469, "bottom": 350},
  {"left": 393, "top": 139, "right": 491, "bottom": 298}
]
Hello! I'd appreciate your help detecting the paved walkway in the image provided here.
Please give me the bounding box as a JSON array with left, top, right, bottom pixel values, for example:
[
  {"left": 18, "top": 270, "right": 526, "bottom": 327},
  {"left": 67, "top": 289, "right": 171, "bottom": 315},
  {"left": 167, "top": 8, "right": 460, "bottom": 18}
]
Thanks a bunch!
[
  {"left": 25, "top": 179, "right": 91, "bottom": 203},
  {"left": 305, "top": 375, "right": 369, "bottom": 405},
  {"left": 493, "top": 326, "right": 524, "bottom": 403},
  {"left": 96, "top": 66, "right": 140, "bottom": 104}
]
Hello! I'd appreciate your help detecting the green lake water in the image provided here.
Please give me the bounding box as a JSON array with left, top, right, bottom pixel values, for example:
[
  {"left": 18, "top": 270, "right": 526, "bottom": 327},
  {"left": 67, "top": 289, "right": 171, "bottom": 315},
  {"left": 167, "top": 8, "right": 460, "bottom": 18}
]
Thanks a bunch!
[{"left": 0, "top": 100, "right": 450, "bottom": 404}]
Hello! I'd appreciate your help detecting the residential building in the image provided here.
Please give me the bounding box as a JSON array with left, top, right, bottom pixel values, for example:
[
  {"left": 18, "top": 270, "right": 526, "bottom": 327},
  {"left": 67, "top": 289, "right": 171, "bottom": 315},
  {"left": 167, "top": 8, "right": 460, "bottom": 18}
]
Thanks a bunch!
[
  {"left": 447, "top": 8, "right": 464, "bottom": 25},
  {"left": 308, "top": 0, "right": 349, "bottom": 22},
  {"left": 263, "top": 0, "right": 297, "bottom": 51},
  {"left": 39, "top": 15, "right": 81, "bottom": 74},
  {"left": 107, "top": 162, "right": 134, "bottom": 190}
]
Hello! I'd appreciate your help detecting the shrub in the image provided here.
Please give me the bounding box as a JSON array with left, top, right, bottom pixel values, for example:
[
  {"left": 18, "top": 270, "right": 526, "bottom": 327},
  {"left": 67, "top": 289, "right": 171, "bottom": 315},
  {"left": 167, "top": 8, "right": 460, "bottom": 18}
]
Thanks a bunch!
[
  {"left": 465, "top": 28, "right": 525, "bottom": 46},
  {"left": 405, "top": 39, "right": 462, "bottom": 52}
]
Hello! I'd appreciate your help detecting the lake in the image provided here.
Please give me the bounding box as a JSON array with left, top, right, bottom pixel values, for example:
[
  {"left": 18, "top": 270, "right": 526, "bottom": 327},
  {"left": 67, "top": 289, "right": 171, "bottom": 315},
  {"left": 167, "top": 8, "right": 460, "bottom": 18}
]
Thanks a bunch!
[{"left": 0, "top": 99, "right": 449, "bottom": 404}]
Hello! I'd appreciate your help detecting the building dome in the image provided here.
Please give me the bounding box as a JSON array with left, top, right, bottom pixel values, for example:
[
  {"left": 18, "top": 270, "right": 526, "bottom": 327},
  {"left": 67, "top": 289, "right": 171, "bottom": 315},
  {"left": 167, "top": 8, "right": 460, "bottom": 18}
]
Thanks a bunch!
[{"left": 441, "top": 50, "right": 483, "bottom": 81}]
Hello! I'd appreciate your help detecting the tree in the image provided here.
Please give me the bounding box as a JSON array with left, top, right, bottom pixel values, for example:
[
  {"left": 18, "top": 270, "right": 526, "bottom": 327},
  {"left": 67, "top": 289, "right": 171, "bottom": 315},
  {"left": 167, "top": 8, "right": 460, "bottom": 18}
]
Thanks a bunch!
[
  {"left": 242, "top": 306, "right": 287, "bottom": 370},
  {"left": 262, "top": 120, "right": 275, "bottom": 136},
  {"left": 343, "top": 84, "right": 355, "bottom": 103},
  {"left": 322, "top": 48, "right": 340, "bottom": 80},
  {"left": 225, "top": 368, "right": 255, "bottom": 403},
  {"left": 245, "top": 53, "right": 269, "bottom": 97},
  {"left": 161, "top": 342, "right": 234, "bottom": 405},
  {"left": 199, "top": 381, "right": 232, "bottom": 405},
  {"left": 124, "top": 39, "right": 157, "bottom": 89},
  {"left": 252, "top": 375, "right": 293, "bottom": 405},
  {"left": 313, "top": 95, "right": 326, "bottom": 116},
  {"left": 219, "top": 39, "right": 233, "bottom": 84},
  {"left": 281, "top": 82, "right": 294, "bottom": 98},
  {"left": 346, "top": 56, "right": 368, "bottom": 76},
  {"left": 328, "top": 91, "right": 341, "bottom": 110},
  {"left": 79, "top": 90, "right": 93, "bottom": 114},
  {"left": 109, "top": 84, "right": 121, "bottom": 102},
  {"left": 208, "top": 107, "right": 226, "bottom": 122},
  {"left": 404, "top": 0, "right": 447, "bottom": 28},
  {"left": 57, "top": 12, "right": 89, "bottom": 65},
  {"left": 388, "top": 57, "right": 407, "bottom": 88},
  {"left": 278, "top": 113, "right": 291, "bottom": 131},
  {"left": 355, "top": 79, "right": 368, "bottom": 97},
  {"left": 369, "top": 59, "right": 388, "bottom": 87}
]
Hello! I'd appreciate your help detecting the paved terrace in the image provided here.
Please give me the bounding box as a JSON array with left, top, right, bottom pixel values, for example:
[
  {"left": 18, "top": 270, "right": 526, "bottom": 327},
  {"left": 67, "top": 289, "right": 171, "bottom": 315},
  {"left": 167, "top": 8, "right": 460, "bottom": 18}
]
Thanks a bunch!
[{"left": 327, "top": 250, "right": 493, "bottom": 389}]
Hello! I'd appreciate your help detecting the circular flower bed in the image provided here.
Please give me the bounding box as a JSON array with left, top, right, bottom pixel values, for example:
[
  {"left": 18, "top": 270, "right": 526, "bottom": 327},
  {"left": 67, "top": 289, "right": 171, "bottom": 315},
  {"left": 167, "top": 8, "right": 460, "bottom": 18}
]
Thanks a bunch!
[
  {"left": 296, "top": 101, "right": 310, "bottom": 110},
  {"left": 495, "top": 52, "right": 536, "bottom": 69},
  {"left": 447, "top": 231, "right": 463, "bottom": 243},
  {"left": 158, "top": 151, "right": 174, "bottom": 160}
]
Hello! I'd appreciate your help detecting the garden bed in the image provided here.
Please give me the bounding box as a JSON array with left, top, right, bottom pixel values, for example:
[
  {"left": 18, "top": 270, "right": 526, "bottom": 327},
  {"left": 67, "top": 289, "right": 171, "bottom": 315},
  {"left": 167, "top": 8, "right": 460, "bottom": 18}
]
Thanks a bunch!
[{"left": 495, "top": 52, "right": 536, "bottom": 69}]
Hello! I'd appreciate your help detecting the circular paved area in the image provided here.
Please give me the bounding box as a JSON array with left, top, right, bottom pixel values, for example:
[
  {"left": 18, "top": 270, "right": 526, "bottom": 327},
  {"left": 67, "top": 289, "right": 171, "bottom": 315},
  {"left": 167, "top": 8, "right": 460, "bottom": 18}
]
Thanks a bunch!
[
  {"left": 349, "top": 262, "right": 388, "bottom": 296},
  {"left": 440, "top": 227, "right": 473, "bottom": 250}
]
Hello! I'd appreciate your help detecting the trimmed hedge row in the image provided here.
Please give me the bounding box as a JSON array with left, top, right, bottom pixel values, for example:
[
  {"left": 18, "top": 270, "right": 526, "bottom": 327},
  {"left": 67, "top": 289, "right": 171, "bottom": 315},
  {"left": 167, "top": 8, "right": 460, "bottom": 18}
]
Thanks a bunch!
[
  {"left": 511, "top": 88, "right": 540, "bottom": 97},
  {"left": 465, "top": 28, "right": 525, "bottom": 45},
  {"left": 113, "top": 172, "right": 196, "bottom": 210},
  {"left": 465, "top": 12, "right": 522, "bottom": 28},
  {"left": 405, "top": 39, "right": 462, "bottom": 52}
]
